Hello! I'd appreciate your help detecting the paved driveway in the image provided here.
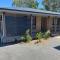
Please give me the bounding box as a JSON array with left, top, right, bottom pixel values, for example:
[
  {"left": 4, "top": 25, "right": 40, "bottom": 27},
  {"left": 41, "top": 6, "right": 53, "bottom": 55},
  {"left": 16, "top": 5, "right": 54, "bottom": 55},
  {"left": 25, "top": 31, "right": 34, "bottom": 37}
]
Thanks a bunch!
[{"left": 0, "top": 37, "right": 60, "bottom": 60}]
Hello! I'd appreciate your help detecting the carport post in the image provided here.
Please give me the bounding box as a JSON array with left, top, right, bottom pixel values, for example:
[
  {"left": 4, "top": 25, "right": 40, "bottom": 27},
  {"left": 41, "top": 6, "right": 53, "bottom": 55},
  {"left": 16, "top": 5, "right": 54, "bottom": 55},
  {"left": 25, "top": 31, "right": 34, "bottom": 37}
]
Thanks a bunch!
[
  {"left": 31, "top": 15, "right": 33, "bottom": 36},
  {"left": 1, "top": 12, "right": 6, "bottom": 43}
]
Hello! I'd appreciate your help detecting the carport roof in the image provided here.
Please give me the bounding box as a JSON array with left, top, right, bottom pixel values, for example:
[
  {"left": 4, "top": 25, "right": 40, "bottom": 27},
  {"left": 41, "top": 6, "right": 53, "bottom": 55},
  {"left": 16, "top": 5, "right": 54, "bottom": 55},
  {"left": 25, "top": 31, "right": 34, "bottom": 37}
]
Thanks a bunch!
[{"left": 0, "top": 7, "right": 60, "bottom": 16}]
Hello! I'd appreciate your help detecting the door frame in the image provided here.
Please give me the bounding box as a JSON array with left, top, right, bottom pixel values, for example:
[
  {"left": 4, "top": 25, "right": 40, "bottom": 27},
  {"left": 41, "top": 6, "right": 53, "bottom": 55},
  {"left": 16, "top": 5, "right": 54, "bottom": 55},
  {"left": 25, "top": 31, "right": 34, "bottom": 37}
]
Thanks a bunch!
[{"left": 41, "top": 17, "right": 47, "bottom": 32}]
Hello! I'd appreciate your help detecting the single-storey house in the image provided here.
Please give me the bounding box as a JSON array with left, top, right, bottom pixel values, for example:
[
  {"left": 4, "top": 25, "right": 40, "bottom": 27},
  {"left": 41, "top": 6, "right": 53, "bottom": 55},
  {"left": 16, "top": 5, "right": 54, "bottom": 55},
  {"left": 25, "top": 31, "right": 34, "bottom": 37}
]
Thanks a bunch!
[{"left": 0, "top": 7, "right": 60, "bottom": 43}]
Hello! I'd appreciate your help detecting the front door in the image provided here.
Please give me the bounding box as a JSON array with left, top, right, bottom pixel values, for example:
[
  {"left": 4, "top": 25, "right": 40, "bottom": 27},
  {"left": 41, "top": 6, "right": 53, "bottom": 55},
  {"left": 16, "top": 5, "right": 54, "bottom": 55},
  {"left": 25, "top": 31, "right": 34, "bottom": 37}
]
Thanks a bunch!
[{"left": 41, "top": 17, "right": 47, "bottom": 32}]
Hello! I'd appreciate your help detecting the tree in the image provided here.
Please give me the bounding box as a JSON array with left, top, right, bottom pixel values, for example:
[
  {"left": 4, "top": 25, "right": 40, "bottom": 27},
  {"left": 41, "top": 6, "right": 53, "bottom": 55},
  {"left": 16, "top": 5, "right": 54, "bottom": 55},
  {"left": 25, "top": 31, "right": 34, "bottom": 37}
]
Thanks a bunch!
[
  {"left": 43, "top": 0, "right": 60, "bottom": 12},
  {"left": 12, "top": 0, "right": 39, "bottom": 8}
]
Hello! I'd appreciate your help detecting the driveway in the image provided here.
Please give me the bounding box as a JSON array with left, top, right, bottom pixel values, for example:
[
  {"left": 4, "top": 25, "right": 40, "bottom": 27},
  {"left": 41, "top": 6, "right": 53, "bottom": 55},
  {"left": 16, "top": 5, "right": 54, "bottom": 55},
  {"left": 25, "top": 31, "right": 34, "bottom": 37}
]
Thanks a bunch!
[{"left": 0, "top": 37, "right": 60, "bottom": 60}]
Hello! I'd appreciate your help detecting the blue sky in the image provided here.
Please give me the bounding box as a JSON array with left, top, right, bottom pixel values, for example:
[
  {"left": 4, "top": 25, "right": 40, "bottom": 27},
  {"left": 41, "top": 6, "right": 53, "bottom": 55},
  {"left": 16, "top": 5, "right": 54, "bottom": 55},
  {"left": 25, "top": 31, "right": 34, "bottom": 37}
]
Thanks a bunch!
[
  {"left": 0, "top": 0, "right": 12, "bottom": 7},
  {"left": 38, "top": 0, "right": 44, "bottom": 8},
  {"left": 0, "top": 0, "right": 44, "bottom": 8}
]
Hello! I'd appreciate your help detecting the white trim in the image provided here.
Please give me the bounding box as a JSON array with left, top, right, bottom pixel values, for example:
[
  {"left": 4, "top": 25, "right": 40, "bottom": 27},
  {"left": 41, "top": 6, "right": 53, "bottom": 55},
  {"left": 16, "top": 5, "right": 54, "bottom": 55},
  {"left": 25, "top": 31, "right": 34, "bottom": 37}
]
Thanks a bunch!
[
  {"left": 1, "top": 13, "right": 7, "bottom": 43},
  {"left": 0, "top": 10, "right": 60, "bottom": 17},
  {"left": 2, "top": 13, "right": 6, "bottom": 37},
  {"left": 0, "top": 7, "right": 60, "bottom": 14}
]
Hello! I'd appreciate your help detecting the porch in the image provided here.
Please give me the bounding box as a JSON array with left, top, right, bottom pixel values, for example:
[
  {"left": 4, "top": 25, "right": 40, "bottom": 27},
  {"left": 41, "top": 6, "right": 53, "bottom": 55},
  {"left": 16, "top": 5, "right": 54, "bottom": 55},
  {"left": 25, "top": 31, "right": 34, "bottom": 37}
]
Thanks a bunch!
[{"left": 0, "top": 12, "right": 60, "bottom": 43}]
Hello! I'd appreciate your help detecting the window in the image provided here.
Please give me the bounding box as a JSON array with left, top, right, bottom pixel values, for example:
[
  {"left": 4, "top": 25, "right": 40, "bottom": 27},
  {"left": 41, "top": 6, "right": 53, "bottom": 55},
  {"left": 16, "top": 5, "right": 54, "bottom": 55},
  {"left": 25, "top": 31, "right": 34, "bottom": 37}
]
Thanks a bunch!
[
  {"left": 5, "top": 15, "right": 31, "bottom": 36},
  {"left": 51, "top": 17, "right": 60, "bottom": 33},
  {"left": 56, "top": 18, "right": 60, "bottom": 32}
]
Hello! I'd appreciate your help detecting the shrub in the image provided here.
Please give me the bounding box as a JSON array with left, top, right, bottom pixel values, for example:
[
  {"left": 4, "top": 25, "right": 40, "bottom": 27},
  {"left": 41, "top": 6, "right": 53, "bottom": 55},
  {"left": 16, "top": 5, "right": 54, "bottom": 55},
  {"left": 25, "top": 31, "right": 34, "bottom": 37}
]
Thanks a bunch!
[
  {"left": 20, "top": 35, "right": 32, "bottom": 43},
  {"left": 25, "top": 29, "right": 30, "bottom": 35},
  {"left": 36, "top": 32, "right": 43, "bottom": 42},
  {"left": 20, "top": 35, "right": 26, "bottom": 42},
  {"left": 25, "top": 34, "right": 32, "bottom": 43},
  {"left": 24, "top": 29, "right": 32, "bottom": 43},
  {"left": 20, "top": 29, "right": 32, "bottom": 42},
  {"left": 43, "top": 30, "right": 51, "bottom": 40}
]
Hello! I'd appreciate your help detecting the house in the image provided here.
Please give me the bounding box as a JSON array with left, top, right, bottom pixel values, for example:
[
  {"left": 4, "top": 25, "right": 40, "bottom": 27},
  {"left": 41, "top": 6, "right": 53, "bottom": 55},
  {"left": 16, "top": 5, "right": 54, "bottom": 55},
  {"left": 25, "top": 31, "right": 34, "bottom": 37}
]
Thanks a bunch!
[{"left": 0, "top": 7, "right": 60, "bottom": 43}]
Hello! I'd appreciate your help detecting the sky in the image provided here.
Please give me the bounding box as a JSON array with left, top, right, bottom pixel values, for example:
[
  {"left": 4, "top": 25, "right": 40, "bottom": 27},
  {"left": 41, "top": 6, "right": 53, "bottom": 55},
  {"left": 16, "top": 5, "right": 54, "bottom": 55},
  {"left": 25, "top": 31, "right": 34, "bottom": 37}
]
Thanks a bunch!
[
  {"left": 0, "top": 0, "right": 44, "bottom": 8},
  {"left": 0, "top": 0, "right": 12, "bottom": 7},
  {"left": 38, "top": 0, "right": 44, "bottom": 9}
]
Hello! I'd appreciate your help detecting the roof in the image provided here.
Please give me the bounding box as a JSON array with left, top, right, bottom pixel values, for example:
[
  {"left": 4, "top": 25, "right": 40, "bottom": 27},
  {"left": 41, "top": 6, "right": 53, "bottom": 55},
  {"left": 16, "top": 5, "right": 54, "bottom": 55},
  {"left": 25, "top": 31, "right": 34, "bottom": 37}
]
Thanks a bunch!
[{"left": 0, "top": 7, "right": 60, "bottom": 17}]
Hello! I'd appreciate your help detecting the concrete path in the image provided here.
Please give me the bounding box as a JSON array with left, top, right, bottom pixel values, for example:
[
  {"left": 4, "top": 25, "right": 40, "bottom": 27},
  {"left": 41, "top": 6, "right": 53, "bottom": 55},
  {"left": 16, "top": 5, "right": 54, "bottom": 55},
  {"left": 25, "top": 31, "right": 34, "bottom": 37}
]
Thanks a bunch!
[{"left": 0, "top": 37, "right": 60, "bottom": 60}]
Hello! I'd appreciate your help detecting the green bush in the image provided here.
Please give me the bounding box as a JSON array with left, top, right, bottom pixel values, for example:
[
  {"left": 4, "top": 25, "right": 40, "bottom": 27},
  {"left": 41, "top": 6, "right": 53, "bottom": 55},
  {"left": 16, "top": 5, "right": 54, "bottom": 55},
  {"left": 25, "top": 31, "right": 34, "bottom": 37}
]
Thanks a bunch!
[
  {"left": 24, "top": 29, "right": 32, "bottom": 42},
  {"left": 20, "top": 34, "right": 32, "bottom": 43},
  {"left": 20, "top": 29, "right": 32, "bottom": 42},
  {"left": 43, "top": 30, "right": 51, "bottom": 40},
  {"left": 25, "top": 34, "right": 32, "bottom": 42},
  {"left": 36, "top": 32, "right": 43, "bottom": 42},
  {"left": 20, "top": 35, "right": 26, "bottom": 41}
]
